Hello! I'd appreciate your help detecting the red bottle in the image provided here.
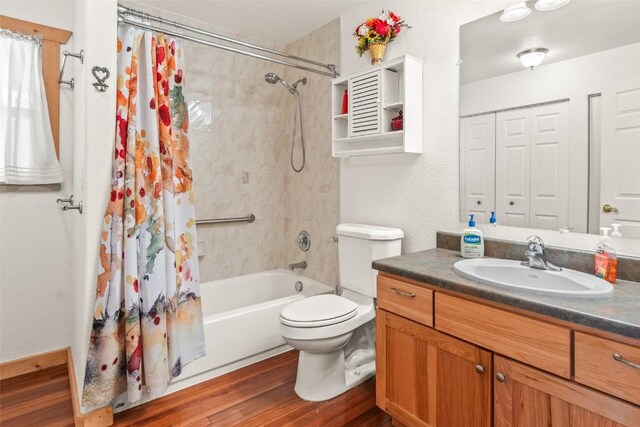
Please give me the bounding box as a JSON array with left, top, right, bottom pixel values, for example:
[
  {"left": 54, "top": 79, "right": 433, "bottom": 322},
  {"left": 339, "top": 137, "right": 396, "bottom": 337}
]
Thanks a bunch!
[
  {"left": 342, "top": 90, "right": 348, "bottom": 114},
  {"left": 391, "top": 110, "right": 403, "bottom": 131}
]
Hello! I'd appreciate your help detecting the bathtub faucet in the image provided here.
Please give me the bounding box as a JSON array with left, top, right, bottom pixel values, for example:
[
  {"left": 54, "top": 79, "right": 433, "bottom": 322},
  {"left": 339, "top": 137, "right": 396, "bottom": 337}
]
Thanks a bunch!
[{"left": 288, "top": 261, "right": 307, "bottom": 270}]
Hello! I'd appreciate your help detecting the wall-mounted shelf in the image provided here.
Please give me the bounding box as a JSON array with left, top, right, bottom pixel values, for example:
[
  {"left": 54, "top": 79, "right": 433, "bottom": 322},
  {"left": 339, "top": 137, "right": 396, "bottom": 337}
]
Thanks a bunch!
[{"left": 331, "top": 55, "right": 423, "bottom": 157}]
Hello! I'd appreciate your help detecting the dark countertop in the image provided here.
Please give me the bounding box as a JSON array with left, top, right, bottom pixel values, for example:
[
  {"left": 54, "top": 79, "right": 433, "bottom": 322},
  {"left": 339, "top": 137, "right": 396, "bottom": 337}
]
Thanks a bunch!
[{"left": 373, "top": 248, "right": 640, "bottom": 340}]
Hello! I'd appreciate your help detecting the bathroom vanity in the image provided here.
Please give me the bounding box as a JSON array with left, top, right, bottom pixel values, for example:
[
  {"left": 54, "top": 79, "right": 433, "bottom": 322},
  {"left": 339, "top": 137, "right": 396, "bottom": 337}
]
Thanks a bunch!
[{"left": 373, "top": 248, "right": 640, "bottom": 427}]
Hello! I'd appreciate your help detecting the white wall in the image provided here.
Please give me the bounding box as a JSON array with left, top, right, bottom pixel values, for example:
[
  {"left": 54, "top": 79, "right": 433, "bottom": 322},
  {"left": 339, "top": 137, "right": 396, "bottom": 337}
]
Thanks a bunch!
[
  {"left": 339, "top": 1, "right": 513, "bottom": 252},
  {"left": 0, "top": 0, "right": 76, "bottom": 362},
  {"left": 70, "top": 0, "right": 117, "bottom": 409},
  {"left": 460, "top": 42, "right": 640, "bottom": 233}
]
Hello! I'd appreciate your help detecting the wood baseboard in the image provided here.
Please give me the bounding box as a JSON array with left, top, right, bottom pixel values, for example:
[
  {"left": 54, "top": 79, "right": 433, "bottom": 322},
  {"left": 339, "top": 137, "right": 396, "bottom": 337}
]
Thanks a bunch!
[
  {"left": 0, "top": 348, "right": 68, "bottom": 380},
  {"left": 0, "top": 347, "right": 113, "bottom": 426},
  {"left": 67, "top": 349, "right": 113, "bottom": 427}
]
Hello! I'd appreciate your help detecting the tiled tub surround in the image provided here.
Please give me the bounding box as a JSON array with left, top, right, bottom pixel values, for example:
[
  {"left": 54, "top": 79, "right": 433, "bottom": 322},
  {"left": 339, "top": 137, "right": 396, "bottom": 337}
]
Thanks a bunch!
[
  {"left": 373, "top": 248, "right": 640, "bottom": 339},
  {"left": 282, "top": 19, "right": 341, "bottom": 289},
  {"left": 126, "top": 1, "right": 341, "bottom": 284}
]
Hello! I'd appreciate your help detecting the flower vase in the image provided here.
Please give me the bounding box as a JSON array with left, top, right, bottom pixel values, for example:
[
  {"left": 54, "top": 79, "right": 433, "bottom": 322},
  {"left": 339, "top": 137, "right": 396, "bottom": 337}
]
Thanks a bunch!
[{"left": 369, "top": 43, "right": 386, "bottom": 65}]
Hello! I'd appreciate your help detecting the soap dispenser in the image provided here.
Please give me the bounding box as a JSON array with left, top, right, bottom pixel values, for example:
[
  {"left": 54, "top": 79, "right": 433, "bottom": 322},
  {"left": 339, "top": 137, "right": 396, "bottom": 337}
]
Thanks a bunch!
[
  {"left": 461, "top": 214, "right": 484, "bottom": 258},
  {"left": 490, "top": 211, "right": 497, "bottom": 227},
  {"left": 595, "top": 227, "right": 617, "bottom": 283},
  {"left": 611, "top": 223, "right": 623, "bottom": 238}
]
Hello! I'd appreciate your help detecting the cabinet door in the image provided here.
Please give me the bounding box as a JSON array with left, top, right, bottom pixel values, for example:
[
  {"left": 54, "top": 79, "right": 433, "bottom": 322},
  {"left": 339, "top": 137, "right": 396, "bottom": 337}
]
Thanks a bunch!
[
  {"left": 376, "top": 309, "right": 492, "bottom": 427},
  {"left": 494, "top": 355, "right": 640, "bottom": 427},
  {"left": 460, "top": 113, "right": 496, "bottom": 224},
  {"left": 348, "top": 70, "right": 382, "bottom": 137}
]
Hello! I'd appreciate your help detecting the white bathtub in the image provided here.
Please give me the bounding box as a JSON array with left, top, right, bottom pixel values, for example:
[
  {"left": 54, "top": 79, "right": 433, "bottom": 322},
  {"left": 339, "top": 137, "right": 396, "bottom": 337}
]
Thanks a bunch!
[
  {"left": 114, "top": 269, "right": 333, "bottom": 412},
  {"left": 177, "top": 269, "right": 334, "bottom": 383}
]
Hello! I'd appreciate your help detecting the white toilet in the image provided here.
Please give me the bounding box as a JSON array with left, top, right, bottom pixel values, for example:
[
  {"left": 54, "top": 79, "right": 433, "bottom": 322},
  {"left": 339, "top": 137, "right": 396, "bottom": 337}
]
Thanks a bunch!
[{"left": 279, "top": 223, "right": 403, "bottom": 401}]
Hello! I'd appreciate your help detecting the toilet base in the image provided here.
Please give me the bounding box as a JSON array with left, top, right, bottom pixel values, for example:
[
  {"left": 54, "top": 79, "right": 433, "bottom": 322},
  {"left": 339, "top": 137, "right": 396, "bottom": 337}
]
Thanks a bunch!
[{"left": 293, "top": 351, "right": 376, "bottom": 402}]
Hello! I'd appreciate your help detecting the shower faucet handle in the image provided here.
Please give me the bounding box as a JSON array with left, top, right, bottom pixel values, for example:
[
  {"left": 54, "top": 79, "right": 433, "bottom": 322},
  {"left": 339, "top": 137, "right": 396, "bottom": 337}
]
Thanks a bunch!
[{"left": 295, "top": 230, "right": 311, "bottom": 252}]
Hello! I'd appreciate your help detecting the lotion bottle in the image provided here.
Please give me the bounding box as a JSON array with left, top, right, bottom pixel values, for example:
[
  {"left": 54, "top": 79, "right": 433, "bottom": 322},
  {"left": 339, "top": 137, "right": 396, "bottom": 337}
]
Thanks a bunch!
[{"left": 461, "top": 214, "right": 484, "bottom": 258}]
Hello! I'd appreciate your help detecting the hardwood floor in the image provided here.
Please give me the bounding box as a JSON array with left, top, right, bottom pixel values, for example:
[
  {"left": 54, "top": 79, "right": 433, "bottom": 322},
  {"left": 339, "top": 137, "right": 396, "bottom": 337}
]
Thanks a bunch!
[
  {"left": 115, "top": 351, "right": 390, "bottom": 426},
  {"left": 0, "top": 350, "right": 390, "bottom": 426},
  {"left": 0, "top": 364, "right": 74, "bottom": 427}
]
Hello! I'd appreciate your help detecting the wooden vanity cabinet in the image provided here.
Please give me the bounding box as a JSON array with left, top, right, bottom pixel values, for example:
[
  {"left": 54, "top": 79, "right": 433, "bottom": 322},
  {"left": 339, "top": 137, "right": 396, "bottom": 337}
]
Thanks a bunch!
[
  {"left": 376, "top": 274, "right": 640, "bottom": 427},
  {"left": 494, "top": 355, "right": 640, "bottom": 427},
  {"left": 376, "top": 309, "right": 492, "bottom": 427}
]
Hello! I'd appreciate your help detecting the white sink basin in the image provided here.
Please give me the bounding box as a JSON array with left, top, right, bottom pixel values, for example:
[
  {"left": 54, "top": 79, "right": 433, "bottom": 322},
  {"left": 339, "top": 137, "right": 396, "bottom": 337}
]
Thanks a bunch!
[{"left": 453, "top": 258, "right": 614, "bottom": 299}]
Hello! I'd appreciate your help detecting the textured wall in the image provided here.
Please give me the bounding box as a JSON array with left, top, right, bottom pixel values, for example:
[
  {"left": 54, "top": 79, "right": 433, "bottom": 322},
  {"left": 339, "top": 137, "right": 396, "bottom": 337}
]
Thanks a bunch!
[
  {"left": 339, "top": 0, "right": 513, "bottom": 254},
  {"left": 283, "top": 19, "right": 341, "bottom": 289},
  {"left": 0, "top": 0, "right": 77, "bottom": 362},
  {"left": 71, "top": 0, "right": 118, "bottom": 406}
]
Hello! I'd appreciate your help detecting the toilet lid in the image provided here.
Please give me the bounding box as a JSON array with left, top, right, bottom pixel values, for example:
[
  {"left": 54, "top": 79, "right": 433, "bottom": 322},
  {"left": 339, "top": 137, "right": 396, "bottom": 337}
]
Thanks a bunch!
[{"left": 280, "top": 294, "right": 358, "bottom": 328}]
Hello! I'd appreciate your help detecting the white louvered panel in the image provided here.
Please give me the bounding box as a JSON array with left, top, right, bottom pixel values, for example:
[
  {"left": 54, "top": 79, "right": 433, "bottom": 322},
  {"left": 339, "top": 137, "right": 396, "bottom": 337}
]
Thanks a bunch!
[{"left": 348, "top": 71, "right": 382, "bottom": 137}]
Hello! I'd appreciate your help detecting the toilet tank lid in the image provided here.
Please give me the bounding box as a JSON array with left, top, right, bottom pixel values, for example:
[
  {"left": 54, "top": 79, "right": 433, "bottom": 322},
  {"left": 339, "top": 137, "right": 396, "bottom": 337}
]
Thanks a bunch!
[{"left": 336, "top": 224, "right": 404, "bottom": 240}]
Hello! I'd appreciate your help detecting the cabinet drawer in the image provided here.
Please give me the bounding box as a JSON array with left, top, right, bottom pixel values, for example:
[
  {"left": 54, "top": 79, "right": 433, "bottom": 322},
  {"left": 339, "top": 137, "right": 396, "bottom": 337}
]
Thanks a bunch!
[
  {"left": 574, "top": 332, "right": 640, "bottom": 406},
  {"left": 377, "top": 276, "right": 433, "bottom": 327},
  {"left": 435, "top": 293, "right": 571, "bottom": 378}
]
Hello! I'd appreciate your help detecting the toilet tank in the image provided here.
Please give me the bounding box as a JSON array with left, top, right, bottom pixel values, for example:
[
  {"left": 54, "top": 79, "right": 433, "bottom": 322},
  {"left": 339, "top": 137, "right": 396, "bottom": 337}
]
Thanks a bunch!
[{"left": 336, "top": 224, "right": 403, "bottom": 298}]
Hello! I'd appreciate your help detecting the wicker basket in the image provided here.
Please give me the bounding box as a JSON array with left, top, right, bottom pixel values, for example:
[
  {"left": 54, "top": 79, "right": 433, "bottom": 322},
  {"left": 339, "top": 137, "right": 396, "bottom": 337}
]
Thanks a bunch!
[{"left": 369, "top": 43, "right": 387, "bottom": 65}]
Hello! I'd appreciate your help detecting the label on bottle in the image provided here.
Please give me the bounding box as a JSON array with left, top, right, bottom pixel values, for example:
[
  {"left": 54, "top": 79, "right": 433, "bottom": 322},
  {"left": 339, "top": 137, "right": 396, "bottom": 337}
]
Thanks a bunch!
[
  {"left": 463, "top": 235, "right": 481, "bottom": 244},
  {"left": 594, "top": 248, "right": 609, "bottom": 279},
  {"left": 462, "top": 233, "right": 483, "bottom": 258}
]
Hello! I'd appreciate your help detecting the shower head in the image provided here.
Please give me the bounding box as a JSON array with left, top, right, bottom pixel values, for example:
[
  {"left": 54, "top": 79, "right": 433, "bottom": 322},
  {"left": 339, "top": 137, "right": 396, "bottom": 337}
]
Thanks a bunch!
[
  {"left": 264, "top": 72, "right": 305, "bottom": 95},
  {"left": 264, "top": 72, "right": 281, "bottom": 85}
]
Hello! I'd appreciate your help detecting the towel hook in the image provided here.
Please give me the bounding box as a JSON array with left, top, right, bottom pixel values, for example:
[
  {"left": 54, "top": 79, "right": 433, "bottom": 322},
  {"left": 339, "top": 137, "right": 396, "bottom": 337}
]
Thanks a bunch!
[
  {"left": 59, "top": 50, "right": 84, "bottom": 88},
  {"left": 56, "top": 194, "right": 83, "bottom": 214}
]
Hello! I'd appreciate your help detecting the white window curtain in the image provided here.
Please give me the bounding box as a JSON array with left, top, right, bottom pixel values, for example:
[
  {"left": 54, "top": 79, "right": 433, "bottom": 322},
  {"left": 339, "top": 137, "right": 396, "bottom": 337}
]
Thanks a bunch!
[{"left": 0, "top": 28, "right": 63, "bottom": 184}]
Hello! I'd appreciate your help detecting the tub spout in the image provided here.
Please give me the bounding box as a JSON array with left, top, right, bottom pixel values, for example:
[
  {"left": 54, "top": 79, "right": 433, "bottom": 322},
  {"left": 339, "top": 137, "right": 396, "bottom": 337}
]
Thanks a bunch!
[{"left": 288, "top": 261, "right": 307, "bottom": 270}]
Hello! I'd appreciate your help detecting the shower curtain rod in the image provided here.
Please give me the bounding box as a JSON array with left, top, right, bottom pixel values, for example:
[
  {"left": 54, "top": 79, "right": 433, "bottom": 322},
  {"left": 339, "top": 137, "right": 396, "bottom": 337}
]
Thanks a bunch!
[{"left": 117, "top": 5, "right": 339, "bottom": 78}]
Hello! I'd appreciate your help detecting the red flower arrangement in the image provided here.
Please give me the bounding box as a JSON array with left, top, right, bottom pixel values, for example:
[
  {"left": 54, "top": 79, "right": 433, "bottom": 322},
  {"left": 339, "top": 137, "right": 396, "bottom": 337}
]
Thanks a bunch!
[{"left": 354, "top": 10, "right": 410, "bottom": 56}]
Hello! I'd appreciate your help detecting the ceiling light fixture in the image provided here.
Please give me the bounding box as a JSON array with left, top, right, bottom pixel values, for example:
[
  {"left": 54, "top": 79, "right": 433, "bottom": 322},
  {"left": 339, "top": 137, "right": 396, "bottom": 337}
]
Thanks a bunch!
[
  {"left": 518, "top": 48, "right": 549, "bottom": 69},
  {"left": 500, "top": 2, "right": 531, "bottom": 22},
  {"left": 535, "top": 0, "right": 570, "bottom": 12}
]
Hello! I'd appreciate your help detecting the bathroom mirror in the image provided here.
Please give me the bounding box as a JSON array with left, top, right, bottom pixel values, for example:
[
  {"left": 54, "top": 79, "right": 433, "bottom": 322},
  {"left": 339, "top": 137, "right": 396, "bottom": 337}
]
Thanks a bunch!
[{"left": 459, "top": 0, "right": 640, "bottom": 239}]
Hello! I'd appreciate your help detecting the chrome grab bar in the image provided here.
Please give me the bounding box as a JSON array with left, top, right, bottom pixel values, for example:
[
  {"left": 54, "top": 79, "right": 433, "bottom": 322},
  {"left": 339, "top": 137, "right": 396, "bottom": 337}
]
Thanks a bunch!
[
  {"left": 391, "top": 287, "right": 416, "bottom": 298},
  {"left": 196, "top": 214, "right": 255, "bottom": 225}
]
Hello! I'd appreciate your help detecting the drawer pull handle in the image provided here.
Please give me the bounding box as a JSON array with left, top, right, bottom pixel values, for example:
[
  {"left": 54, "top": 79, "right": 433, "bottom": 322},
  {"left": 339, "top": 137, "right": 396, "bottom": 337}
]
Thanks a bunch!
[
  {"left": 391, "top": 287, "right": 416, "bottom": 298},
  {"left": 613, "top": 353, "right": 640, "bottom": 370},
  {"left": 475, "top": 364, "right": 485, "bottom": 374},
  {"left": 496, "top": 373, "right": 506, "bottom": 382}
]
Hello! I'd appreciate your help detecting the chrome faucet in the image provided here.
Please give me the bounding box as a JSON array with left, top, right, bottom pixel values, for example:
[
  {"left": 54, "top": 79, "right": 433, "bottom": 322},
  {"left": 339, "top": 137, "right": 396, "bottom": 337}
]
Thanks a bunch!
[
  {"left": 521, "top": 235, "right": 562, "bottom": 272},
  {"left": 288, "top": 261, "right": 307, "bottom": 271}
]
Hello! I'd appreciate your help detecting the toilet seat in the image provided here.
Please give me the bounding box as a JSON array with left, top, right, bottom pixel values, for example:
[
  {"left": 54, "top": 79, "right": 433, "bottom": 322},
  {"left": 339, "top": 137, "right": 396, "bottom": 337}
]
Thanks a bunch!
[{"left": 280, "top": 294, "right": 358, "bottom": 328}]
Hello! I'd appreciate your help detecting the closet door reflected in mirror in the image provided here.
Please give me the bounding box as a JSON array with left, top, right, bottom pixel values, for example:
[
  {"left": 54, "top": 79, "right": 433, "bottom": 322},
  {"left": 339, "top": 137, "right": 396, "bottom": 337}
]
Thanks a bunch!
[
  {"left": 459, "top": 1, "right": 640, "bottom": 237},
  {"left": 460, "top": 114, "right": 495, "bottom": 224}
]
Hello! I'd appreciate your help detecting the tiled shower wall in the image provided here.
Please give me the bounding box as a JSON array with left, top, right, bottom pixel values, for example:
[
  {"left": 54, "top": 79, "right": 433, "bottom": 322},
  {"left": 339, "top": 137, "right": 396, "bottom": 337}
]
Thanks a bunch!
[
  {"left": 128, "top": 2, "right": 340, "bottom": 285},
  {"left": 283, "top": 19, "right": 341, "bottom": 288},
  {"left": 186, "top": 38, "right": 290, "bottom": 281}
]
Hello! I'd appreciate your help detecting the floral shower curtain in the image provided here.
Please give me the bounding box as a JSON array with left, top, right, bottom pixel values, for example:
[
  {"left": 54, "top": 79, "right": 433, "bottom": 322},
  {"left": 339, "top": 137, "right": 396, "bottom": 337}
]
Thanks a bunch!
[{"left": 82, "top": 24, "right": 205, "bottom": 408}]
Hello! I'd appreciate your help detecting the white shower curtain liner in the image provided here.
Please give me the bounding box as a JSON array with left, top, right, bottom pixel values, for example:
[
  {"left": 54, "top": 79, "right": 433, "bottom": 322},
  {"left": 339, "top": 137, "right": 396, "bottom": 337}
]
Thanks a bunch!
[{"left": 0, "top": 28, "right": 63, "bottom": 184}]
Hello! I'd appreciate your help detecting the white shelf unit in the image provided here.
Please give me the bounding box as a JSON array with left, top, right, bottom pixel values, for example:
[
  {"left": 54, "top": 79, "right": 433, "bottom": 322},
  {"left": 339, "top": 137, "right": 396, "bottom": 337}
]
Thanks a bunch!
[{"left": 331, "top": 55, "right": 423, "bottom": 157}]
